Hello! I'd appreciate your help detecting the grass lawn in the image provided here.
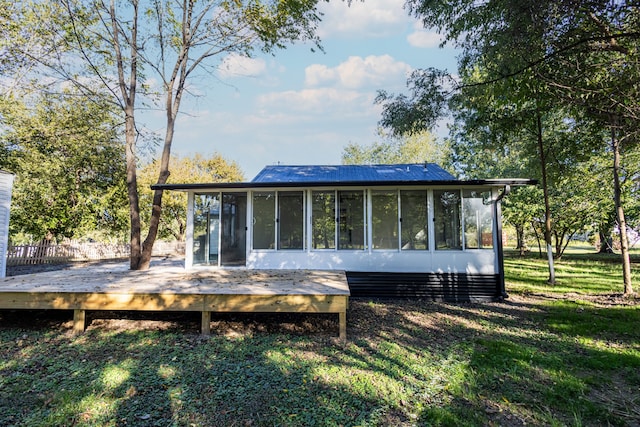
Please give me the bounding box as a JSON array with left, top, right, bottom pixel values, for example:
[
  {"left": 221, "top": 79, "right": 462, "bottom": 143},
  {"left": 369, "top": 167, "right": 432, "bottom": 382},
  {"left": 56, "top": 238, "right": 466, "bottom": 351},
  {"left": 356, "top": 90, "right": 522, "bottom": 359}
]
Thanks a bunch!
[{"left": 1, "top": 252, "right": 639, "bottom": 426}]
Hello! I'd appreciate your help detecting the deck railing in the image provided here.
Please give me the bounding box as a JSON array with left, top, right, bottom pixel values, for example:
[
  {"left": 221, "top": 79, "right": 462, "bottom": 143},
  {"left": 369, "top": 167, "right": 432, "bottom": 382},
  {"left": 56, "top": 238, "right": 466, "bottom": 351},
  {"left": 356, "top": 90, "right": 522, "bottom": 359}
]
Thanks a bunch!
[{"left": 6, "top": 241, "right": 185, "bottom": 266}]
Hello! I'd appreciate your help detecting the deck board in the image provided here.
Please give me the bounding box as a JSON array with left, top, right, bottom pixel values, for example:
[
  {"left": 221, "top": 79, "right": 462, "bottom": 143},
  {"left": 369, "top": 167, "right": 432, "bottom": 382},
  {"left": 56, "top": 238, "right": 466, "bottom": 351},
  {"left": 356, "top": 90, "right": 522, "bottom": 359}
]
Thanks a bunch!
[{"left": 0, "top": 264, "right": 349, "bottom": 339}]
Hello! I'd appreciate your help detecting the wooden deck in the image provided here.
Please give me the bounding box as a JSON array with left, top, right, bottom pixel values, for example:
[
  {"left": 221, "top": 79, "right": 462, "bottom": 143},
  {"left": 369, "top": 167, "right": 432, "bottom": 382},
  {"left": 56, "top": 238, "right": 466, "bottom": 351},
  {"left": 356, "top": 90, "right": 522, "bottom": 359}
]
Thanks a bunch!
[{"left": 0, "top": 263, "right": 350, "bottom": 339}]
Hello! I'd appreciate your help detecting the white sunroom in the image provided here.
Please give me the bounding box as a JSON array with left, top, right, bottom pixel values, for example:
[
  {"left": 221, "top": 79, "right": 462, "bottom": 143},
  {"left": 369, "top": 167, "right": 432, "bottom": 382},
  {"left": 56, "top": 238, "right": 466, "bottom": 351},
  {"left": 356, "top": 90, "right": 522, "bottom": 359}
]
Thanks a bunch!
[{"left": 153, "top": 163, "right": 533, "bottom": 301}]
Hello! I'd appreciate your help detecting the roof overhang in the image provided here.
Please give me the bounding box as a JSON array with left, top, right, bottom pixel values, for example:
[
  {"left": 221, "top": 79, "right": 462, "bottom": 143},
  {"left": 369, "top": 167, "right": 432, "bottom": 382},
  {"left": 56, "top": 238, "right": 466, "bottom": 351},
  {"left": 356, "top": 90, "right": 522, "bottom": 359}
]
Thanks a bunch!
[{"left": 151, "top": 178, "right": 537, "bottom": 192}]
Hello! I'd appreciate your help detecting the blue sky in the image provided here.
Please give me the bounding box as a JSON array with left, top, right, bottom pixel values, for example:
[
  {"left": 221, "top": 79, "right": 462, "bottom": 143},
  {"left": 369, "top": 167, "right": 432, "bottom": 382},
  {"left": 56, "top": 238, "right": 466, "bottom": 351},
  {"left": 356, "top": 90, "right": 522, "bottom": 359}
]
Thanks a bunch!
[{"left": 159, "top": 0, "right": 459, "bottom": 180}]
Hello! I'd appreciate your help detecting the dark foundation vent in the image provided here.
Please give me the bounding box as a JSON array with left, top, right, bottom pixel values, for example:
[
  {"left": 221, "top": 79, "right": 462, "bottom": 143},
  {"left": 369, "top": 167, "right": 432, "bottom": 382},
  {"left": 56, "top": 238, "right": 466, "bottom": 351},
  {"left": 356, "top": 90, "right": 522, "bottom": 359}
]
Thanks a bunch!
[{"left": 346, "top": 272, "right": 501, "bottom": 302}]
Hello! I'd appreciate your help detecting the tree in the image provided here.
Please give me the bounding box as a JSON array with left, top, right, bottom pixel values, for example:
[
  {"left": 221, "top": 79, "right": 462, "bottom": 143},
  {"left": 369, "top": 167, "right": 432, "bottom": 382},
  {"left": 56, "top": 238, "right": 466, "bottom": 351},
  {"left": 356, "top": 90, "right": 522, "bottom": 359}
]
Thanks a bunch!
[
  {"left": 341, "top": 130, "right": 451, "bottom": 168},
  {"left": 7, "top": 0, "right": 326, "bottom": 270},
  {"left": 137, "top": 153, "right": 244, "bottom": 241},
  {"left": 502, "top": 186, "right": 543, "bottom": 255},
  {"left": 0, "top": 93, "right": 128, "bottom": 243},
  {"left": 377, "top": 0, "right": 639, "bottom": 294}
]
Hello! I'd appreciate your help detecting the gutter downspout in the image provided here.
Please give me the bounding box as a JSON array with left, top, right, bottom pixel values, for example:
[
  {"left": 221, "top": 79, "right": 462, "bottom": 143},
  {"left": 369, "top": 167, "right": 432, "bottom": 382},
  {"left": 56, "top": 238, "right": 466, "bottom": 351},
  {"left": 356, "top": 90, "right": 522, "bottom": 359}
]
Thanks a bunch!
[{"left": 495, "top": 185, "right": 511, "bottom": 300}]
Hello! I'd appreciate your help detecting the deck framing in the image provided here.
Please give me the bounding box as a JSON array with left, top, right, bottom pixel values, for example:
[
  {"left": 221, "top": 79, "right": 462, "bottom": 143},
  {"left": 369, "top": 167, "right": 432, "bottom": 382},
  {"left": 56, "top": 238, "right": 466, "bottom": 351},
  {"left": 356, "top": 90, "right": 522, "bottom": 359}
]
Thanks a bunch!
[{"left": 0, "top": 266, "right": 350, "bottom": 339}]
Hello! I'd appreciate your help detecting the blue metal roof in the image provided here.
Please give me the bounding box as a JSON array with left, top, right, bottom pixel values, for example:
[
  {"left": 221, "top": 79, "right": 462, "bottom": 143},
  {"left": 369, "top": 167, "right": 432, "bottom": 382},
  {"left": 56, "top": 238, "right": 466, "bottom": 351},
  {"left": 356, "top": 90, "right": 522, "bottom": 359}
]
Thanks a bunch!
[{"left": 251, "top": 163, "right": 456, "bottom": 183}]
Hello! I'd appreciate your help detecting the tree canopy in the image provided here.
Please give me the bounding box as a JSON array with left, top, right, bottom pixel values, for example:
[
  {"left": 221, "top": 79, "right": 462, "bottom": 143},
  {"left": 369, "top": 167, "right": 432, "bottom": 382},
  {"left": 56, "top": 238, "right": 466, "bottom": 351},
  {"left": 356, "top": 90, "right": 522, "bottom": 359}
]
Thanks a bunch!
[
  {"left": 341, "top": 130, "right": 451, "bottom": 169},
  {"left": 3, "top": 0, "right": 328, "bottom": 269},
  {"left": 0, "top": 93, "right": 128, "bottom": 243},
  {"left": 137, "top": 153, "right": 244, "bottom": 242},
  {"left": 376, "top": 0, "right": 639, "bottom": 293}
]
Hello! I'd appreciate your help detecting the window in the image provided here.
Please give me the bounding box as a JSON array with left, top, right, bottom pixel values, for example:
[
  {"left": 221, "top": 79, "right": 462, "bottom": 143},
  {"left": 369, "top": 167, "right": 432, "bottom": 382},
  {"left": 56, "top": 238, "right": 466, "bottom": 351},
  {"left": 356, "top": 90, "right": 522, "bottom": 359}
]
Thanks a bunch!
[
  {"left": 434, "top": 190, "right": 462, "bottom": 250},
  {"left": 192, "top": 193, "right": 220, "bottom": 265},
  {"left": 463, "top": 190, "right": 493, "bottom": 249},
  {"left": 400, "top": 190, "right": 428, "bottom": 250},
  {"left": 252, "top": 192, "right": 275, "bottom": 249},
  {"left": 312, "top": 191, "right": 335, "bottom": 249},
  {"left": 278, "top": 191, "right": 304, "bottom": 250},
  {"left": 372, "top": 190, "right": 398, "bottom": 249},
  {"left": 338, "top": 190, "right": 365, "bottom": 250}
]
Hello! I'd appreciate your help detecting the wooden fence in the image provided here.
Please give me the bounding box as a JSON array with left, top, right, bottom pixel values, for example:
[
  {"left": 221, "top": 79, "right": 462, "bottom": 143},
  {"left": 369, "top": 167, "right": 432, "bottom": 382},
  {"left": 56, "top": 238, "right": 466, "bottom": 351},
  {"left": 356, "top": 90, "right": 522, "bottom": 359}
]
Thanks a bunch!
[{"left": 6, "top": 240, "right": 186, "bottom": 266}]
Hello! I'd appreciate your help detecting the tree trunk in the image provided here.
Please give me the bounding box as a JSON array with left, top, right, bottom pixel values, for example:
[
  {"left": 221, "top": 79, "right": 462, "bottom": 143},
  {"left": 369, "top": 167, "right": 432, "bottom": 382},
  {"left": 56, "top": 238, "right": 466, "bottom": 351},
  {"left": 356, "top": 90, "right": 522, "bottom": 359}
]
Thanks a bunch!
[
  {"left": 532, "top": 220, "right": 543, "bottom": 257},
  {"left": 125, "top": 108, "right": 142, "bottom": 270},
  {"left": 109, "top": 0, "right": 143, "bottom": 270},
  {"left": 138, "top": 121, "right": 173, "bottom": 270},
  {"left": 138, "top": 74, "right": 182, "bottom": 269},
  {"left": 515, "top": 224, "right": 527, "bottom": 256},
  {"left": 598, "top": 225, "right": 614, "bottom": 254},
  {"left": 611, "top": 122, "right": 633, "bottom": 295},
  {"left": 536, "top": 108, "right": 555, "bottom": 284}
]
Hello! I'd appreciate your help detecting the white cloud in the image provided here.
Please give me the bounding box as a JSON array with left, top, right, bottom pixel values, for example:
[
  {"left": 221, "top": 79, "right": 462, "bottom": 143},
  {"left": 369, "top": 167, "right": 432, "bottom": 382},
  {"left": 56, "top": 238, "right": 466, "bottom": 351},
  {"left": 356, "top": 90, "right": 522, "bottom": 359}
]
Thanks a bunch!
[
  {"left": 316, "top": 0, "right": 410, "bottom": 39},
  {"left": 171, "top": 96, "right": 383, "bottom": 178},
  {"left": 407, "top": 29, "right": 443, "bottom": 48},
  {"left": 218, "top": 54, "right": 267, "bottom": 79},
  {"left": 256, "top": 88, "right": 375, "bottom": 115},
  {"left": 305, "top": 55, "right": 412, "bottom": 89}
]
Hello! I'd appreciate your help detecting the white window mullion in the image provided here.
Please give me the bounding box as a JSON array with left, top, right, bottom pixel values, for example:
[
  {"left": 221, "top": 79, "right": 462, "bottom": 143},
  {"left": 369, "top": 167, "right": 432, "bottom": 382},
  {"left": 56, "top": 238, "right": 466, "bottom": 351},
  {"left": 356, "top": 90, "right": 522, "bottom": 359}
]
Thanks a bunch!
[
  {"left": 397, "top": 190, "right": 402, "bottom": 251},
  {"left": 274, "top": 191, "right": 279, "bottom": 250},
  {"left": 306, "top": 190, "right": 312, "bottom": 253},
  {"left": 217, "top": 192, "right": 222, "bottom": 267},
  {"left": 428, "top": 189, "right": 435, "bottom": 252},
  {"left": 460, "top": 189, "right": 466, "bottom": 251},
  {"left": 186, "top": 191, "right": 194, "bottom": 268},
  {"left": 366, "top": 189, "right": 372, "bottom": 253},
  {"left": 334, "top": 190, "right": 338, "bottom": 251},
  {"left": 302, "top": 190, "right": 307, "bottom": 251}
]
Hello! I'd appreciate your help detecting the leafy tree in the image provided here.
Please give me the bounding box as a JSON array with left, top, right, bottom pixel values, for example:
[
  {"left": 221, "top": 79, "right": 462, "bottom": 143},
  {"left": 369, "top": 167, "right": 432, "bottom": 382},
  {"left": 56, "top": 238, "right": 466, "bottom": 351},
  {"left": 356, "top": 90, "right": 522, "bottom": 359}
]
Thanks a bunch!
[
  {"left": 0, "top": 93, "right": 127, "bottom": 243},
  {"left": 137, "top": 153, "right": 244, "bottom": 241},
  {"left": 377, "top": 0, "right": 639, "bottom": 294},
  {"left": 342, "top": 130, "right": 451, "bottom": 169},
  {"left": 6, "top": 0, "right": 326, "bottom": 269}
]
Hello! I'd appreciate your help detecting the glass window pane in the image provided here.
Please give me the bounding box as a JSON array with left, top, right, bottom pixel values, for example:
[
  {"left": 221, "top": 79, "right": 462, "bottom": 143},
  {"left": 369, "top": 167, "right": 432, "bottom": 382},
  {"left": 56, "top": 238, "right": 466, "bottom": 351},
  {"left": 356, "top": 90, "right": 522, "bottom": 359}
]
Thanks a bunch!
[
  {"left": 463, "top": 190, "right": 494, "bottom": 249},
  {"left": 400, "top": 190, "right": 428, "bottom": 250},
  {"left": 372, "top": 191, "right": 398, "bottom": 249},
  {"left": 312, "top": 191, "right": 335, "bottom": 249},
  {"left": 278, "top": 191, "right": 304, "bottom": 250},
  {"left": 221, "top": 193, "right": 247, "bottom": 265},
  {"left": 252, "top": 192, "right": 275, "bottom": 249},
  {"left": 192, "top": 193, "right": 219, "bottom": 265},
  {"left": 434, "top": 190, "right": 462, "bottom": 250},
  {"left": 338, "top": 190, "right": 365, "bottom": 250}
]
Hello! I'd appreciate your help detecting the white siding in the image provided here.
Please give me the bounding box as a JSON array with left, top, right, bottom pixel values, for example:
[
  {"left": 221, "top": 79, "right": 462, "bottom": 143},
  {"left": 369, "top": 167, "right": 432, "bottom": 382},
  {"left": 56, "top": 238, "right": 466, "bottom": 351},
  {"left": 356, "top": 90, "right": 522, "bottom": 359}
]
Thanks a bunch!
[{"left": 245, "top": 250, "right": 496, "bottom": 274}]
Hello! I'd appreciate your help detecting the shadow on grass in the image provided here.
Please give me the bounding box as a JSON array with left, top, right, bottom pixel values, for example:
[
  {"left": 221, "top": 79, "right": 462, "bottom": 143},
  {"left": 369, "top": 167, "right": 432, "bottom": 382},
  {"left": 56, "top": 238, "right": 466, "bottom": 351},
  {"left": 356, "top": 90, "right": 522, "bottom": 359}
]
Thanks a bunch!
[
  {"left": 0, "top": 309, "right": 400, "bottom": 425},
  {"left": 1, "top": 297, "right": 639, "bottom": 426},
  {"left": 343, "top": 297, "right": 640, "bottom": 426}
]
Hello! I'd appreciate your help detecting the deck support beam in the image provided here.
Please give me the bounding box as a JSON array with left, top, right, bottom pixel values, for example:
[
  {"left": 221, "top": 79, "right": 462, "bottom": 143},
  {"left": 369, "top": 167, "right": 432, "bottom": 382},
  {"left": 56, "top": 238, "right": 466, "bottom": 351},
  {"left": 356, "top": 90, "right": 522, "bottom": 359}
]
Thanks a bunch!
[
  {"left": 201, "top": 311, "right": 211, "bottom": 336},
  {"left": 73, "top": 309, "right": 86, "bottom": 334},
  {"left": 339, "top": 311, "right": 347, "bottom": 341}
]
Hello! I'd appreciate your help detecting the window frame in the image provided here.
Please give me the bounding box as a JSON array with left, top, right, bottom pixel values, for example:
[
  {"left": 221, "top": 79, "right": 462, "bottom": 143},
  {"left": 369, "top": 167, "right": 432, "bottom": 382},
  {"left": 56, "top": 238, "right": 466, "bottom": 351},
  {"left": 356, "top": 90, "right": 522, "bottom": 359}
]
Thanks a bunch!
[
  {"left": 400, "top": 189, "right": 429, "bottom": 251},
  {"left": 310, "top": 190, "right": 337, "bottom": 250},
  {"left": 337, "top": 189, "right": 367, "bottom": 251},
  {"left": 433, "top": 189, "right": 463, "bottom": 251},
  {"left": 462, "top": 189, "right": 494, "bottom": 250},
  {"left": 277, "top": 190, "right": 305, "bottom": 251}
]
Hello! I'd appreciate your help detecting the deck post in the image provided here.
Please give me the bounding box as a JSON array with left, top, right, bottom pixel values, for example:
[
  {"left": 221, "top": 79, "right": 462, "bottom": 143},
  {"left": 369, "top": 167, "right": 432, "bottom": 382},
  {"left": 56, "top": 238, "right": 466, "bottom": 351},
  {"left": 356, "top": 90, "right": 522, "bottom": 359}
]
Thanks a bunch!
[
  {"left": 339, "top": 311, "right": 347, "bottom": 341},
  {"left": 201, "top": 311, "right": 211, "bottom": 336},
  {"left": 73, "top": 309, "right": 86, "bottom": 334}
]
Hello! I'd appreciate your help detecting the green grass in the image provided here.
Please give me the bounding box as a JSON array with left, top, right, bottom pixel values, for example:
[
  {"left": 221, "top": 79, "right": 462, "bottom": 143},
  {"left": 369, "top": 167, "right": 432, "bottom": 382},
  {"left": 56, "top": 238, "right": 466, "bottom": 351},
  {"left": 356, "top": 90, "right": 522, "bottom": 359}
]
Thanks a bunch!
[
  {"left": 1, "top": 254, "right": 639, "bottom": 426},
  {"left": 504, "top": 248, "right": 639, "bottom": 294}
]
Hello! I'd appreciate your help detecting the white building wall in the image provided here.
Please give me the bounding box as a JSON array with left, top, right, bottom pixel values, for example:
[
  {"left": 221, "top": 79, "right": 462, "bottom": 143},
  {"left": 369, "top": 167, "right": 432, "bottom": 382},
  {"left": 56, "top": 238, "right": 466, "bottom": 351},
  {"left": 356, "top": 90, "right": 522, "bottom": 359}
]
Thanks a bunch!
[{"left": 245, "top": 249, "right": 495, "bottom": 274}]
